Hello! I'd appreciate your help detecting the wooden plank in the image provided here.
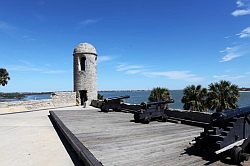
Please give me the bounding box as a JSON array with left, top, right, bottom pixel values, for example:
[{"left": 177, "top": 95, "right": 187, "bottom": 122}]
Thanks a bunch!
[
  {"left": 51, "top": 107, "right": 250, "bottom": 166},
  {"left": 215, "top": 139, "right": 246, "bottom": 154}
]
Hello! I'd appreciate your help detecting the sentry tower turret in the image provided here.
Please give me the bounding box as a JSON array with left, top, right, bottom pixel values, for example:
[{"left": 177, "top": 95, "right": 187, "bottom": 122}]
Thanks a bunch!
[{"left": 73, "top": 42, "right": 97, "bottom": 106}]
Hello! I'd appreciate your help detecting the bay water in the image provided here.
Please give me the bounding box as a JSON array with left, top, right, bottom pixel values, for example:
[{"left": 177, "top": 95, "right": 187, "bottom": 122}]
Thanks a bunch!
[
  {"left": 99, "top": 90, "right": 250, "bottom": 109},
  {"left": 1, "top": 90, "right": 249, "bottom": 110}
]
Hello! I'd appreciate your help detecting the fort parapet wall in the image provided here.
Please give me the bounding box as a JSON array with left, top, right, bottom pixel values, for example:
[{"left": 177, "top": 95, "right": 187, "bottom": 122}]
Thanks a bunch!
[
  {"left": 0, "top": 92, "right": 76, "bottom": 114},
  {"left": 167, "top": 109, "right": 211, "bottom": 123}
]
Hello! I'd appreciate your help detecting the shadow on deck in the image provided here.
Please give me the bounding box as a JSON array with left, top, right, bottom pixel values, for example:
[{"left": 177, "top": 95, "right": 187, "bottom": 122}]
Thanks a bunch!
[{"left": 183, "top": 145, "right": 244, "bottom": 166}]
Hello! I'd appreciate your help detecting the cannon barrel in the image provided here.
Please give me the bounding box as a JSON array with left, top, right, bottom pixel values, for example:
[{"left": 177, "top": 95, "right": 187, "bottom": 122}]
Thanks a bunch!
[
  {"left": 105, "top": 95, "right": 130, "bottom": 101},
  {"left": 141, "top": 99, "right": 174, "bottom": 107},
  {"left": 211, "top": 106, "right": 250, "bottom": 123},
  {"left": 146, "top": 99, "right": 174, "bottom": 106},
  {"left": 101, "top": 95, "right": 130, "bottom": 112}
]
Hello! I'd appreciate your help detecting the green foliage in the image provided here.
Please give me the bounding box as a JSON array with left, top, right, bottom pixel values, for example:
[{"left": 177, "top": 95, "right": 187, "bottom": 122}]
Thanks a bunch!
[
  {"left": 182, "top": 80, "right": 240, "bottom": 112},
  {"left": 0, "top": 68, "right": 10, "bottom": 86},
  {"left": 207, "top": 80, "right": 239, "bottom": 112},
  {"left": 0, "top": 93, "right": 25, "bottom": 99},
  {"left": 98, "top": 93, "right": 104, "bottom": 100},
  {"left": 148, "top": 87, "right": 171, "bottom": 102},
  {"left": 181, "top": 85, "right": 207, "bottom": 112}
]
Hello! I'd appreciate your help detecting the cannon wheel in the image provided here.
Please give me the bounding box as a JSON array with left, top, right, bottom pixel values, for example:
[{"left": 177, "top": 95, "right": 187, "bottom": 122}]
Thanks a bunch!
[
  {"left": 231, "top": 146, "right": 243, "bottom": 164},
  {"left": 100, "top": 105, "right": 108, "bottom": 112},
  {"left": 143, "top": 116, "right": 151, "bottom": 124},
  {"left": 134, "top": 114, "right": 140, "bottom": 123},
  {"left": 101, "top": 108, "right": 107, "bottom": 112},
  {"left": 162, "top": 114, "right": 168, "bottom": 122}
]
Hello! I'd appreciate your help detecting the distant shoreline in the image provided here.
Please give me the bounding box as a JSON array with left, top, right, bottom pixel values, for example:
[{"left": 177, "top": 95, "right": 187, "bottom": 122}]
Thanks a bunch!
[
  {"left": 98, "top": 90, "right": 150, "bottom": 92},
  {"left": 98, "top": 89, "right": 183, "bottom": 92},
  {"left": 1, "top": 89, "right": 250, "bottom": 94},
  {"left": 0, "top": 92, "right": 52, "bottom": 101},
  {"left": 239, "top": 88, "right": 250, "bottom": 92}
]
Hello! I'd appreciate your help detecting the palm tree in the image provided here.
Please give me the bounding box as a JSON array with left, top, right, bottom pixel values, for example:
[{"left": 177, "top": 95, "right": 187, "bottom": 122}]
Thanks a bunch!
[
  {"left": 181, "top": 85, "right": 208, "bottom": 112},
  {"left": 207, "top": 80, "right": 239, "bottom": 112},
  {"left": 148, "top": 87, "right": 171, "bottom": 102},
  {"left": 0, "top": 68, "right": 10, "bottom": 86}
]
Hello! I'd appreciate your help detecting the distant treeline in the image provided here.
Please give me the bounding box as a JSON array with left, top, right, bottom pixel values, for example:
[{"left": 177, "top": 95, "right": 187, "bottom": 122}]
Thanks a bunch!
[
  {"left": 0, "top": 93, "right": 25, "bottom": 99},
  {"left": 98, "top": 90, "right": 149, "bottom": 92},
  {"left": 0, "top": 92, "right": 52, "bottom": 99},
  {"left": 239, "top": 88, "right": 250, "bottom": 91}
]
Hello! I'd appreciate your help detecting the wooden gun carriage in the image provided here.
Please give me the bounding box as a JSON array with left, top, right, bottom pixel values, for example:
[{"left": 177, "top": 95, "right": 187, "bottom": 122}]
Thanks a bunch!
[
  {"left": 100, "top": 95, "right": 130, "bottom": 112},
  {"left": 133, "top": 99, "right": 174, "bottom": 124},
  {"left": 192, "top": 106, "right": 250, "bottom": 164}
]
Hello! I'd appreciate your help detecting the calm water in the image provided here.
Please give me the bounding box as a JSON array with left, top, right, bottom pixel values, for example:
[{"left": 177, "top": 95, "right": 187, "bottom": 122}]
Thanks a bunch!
[
  {"left": 1, "top": 91, "right": 249, "bottom": 109},
  {"left": 23, "top": 94, "right": 52, "bottom": 100},
  {"left": 99, "top": 90, "right": 250, "bottom": 109},
  {"left": 0, "top": 93, "right": 51, "bottom": 102}
]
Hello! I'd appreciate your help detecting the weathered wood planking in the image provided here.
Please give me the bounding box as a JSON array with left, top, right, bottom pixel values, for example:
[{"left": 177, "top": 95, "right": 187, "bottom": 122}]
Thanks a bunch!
[{"left": 51, "top": 107, "right": 250, "bottom": 166}]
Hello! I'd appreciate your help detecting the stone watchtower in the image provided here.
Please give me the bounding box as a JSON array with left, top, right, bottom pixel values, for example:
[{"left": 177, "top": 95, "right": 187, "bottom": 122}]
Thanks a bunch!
[{"left": 73, "top": 43, "right": 97, "bottom": 106}]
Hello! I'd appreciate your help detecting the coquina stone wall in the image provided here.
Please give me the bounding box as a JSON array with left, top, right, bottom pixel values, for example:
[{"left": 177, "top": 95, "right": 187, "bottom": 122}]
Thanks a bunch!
[
  {"left": 51, "top": 92, "right": 76, "bottom": 107},
  {"left": 166, "top": 109, "right": 212, "bottom": 123},
  {"left": 0, "top": 92, "right": 76, "bottom": 114},
  {"left": 73, "top": 43, "right": 97, "bottom": 106}
]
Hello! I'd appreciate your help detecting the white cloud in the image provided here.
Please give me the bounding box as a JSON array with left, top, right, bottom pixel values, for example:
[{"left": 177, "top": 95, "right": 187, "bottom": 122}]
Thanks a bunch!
[
  {"left": 8, "top": 65, "right": 43, "bottom": 72},
  {"left": 0, "top": 21, "right": 9, "bottom": 29},
  {"left": 125, "top": 69, "right": 145, "bottom": 74},
  {"left": 213, "top": 74, "right": 245, "bottom": 80},
  {"left": 42, "top": 70, "right": 67, "bottom": 74},
  {"left": 0, "top": 21, "right": 35, "bottom": 42},
  {"left": 220, "top": 54, "right": 242, "bottom": 62},
  {"left": 224, "top": 35, "right": 233, "bottom": 39},
  {"left": 116, "top": 64, "right": 149, "bottom": 75},
  {"left": 0, "top": 20, "right": 16, "bottom": 32},
  {"left": 232, "top": 0, "right": 250, "bottom": 16},
  {"left": 232, "top": 9, "right": 250, "bottom": 16},
  {"left": 237, "top": 27, "right": 250, "bottom": 38},
  {"left": 7, "top": 60, "right": 67, "bottom": 74},
  {"left": 237, "top": 0, "right": 245, "bottom": 7},
  {"left": 220, "top": 45, "right": 245, "bottom": 62},
  {"left": 116, "top": 64, "right": 144, "bottom": 72},
  {"left": 98, "top": 56, "right": 112, "bottom": 63},
  {"left": 144, "top": 71, "right": 203, "bottom": 82},
  {"left": 79, "top": 19, "right": 98, "bottom": 27},
  {"left": 116, "top": 63, "right": 203, "bottom": 82},
  {"left": 22, "top": 35, "right": 36, "bottom": 41}
]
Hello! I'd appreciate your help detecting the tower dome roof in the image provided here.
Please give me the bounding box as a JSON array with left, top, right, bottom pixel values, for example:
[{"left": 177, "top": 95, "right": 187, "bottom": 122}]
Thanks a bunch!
[{"left": 74, "top": 43, "right": 97, "bottom": 54}]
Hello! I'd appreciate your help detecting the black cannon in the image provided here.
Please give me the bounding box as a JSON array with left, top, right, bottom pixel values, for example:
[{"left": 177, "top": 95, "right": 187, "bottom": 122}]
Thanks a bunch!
[
  {"left": 133, "top": 99, "right": 174, "bottom": 124},
  {"left": 100, "top": 95, "right": 130, "bottom": 112},
  {"left": 192, "top": 106, "right": 250, "bottom": 164}
]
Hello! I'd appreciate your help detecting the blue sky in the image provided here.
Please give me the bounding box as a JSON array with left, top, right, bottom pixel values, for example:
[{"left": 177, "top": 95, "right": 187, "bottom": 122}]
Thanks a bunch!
[{"left": 0, "top": 0, "right": 250, "bottom": 92}]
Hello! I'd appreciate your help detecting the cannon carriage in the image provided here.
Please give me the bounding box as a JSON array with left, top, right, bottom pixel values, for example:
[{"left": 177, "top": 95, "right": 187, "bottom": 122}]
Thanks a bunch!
[
  {"left": 133, "top": 99, "right": 174, "bottom": 124},
  {"left": 100, "top": 95, "right": 130, "bottom": 112},
  {"left": 192, "top": 106, "right": 250, "bottom": 164},
  {"left": 100, "top": 95, "right": 175, "bottom": 124}
]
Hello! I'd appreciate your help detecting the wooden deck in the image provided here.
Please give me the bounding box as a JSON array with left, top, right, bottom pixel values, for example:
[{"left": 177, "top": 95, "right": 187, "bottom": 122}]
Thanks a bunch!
[{"left": 51, "top": 107, "right": 250, "bottom": 166}]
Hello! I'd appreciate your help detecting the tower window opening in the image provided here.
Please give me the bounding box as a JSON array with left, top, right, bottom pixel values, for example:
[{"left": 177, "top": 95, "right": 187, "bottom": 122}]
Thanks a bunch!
[{"left": 80, "top": 57, "right": 86, "bottom": 71}]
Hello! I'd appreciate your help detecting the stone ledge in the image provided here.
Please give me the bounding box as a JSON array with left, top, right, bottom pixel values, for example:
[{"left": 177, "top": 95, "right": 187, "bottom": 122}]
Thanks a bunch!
[
  {"left": 49, "top": 111, "right": 103, "bottom": 166},
  {"left": 0, "top": 92, "right": 76, "bottom": 114},
  {"left": 167, "top": 109, "right": 212, "bottom": 124}
]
